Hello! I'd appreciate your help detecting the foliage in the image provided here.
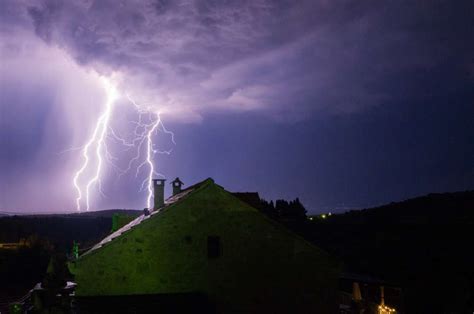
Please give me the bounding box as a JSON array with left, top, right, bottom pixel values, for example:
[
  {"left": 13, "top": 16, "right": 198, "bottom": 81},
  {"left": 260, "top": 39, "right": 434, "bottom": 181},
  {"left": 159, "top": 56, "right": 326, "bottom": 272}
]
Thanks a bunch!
[{"left": 257, "top": 198, "right": 307, "bottom": 223}]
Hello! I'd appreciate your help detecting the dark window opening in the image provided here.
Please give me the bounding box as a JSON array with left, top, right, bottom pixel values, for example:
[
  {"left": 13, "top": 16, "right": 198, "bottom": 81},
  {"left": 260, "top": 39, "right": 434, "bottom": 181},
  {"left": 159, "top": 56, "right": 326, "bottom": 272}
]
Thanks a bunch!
[{"left": 207, "top": 236, "right": 221, "bottom": 258}]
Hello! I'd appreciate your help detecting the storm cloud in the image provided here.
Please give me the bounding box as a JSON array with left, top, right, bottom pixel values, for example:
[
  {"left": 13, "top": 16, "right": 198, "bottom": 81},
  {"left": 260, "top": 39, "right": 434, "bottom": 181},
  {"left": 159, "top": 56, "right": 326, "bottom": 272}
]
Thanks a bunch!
[
  {"left": 11, "top": 0, "right": 473, "bottom": 119},
  {"left": 1, "top": 0, "right": 473, "bottom": 212}
]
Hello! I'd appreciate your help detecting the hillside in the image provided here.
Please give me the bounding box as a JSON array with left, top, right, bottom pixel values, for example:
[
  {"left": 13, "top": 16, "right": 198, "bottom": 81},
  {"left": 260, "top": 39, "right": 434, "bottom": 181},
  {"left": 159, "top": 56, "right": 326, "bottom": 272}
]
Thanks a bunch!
[
  {"left": 332, "top": 190, "right": 474, "bottom": 223},
  {"left": 0, "top": 209, "right": 141, "bottom": 304},
  {"left": 0, "top": 209, "right": 141, "bottom": 248},
  {"left": 300, "top": 190, "right": 474, "bottom": 313}
]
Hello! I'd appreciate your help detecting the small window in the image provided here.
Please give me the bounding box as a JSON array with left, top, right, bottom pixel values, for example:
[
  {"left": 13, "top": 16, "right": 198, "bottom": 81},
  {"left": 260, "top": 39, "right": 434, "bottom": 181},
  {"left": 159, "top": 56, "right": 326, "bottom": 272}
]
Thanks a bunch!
[{"left": 207, "top": 236, "right": 221, "bottom": 258}]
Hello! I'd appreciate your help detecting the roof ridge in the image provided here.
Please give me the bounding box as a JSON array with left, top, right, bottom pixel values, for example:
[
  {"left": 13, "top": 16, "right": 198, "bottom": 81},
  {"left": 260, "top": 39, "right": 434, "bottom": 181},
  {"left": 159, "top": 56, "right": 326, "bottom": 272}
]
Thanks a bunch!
[{"left": 80, "top": 177, "right": 215, "bottom": 257}]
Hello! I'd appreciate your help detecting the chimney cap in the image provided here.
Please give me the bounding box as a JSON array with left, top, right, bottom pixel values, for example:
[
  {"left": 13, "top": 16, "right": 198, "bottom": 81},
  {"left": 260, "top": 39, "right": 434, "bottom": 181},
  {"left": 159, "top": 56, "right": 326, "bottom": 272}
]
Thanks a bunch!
[
  {"left": 171, "top": 177, "right": 184, "bottom": 185},
  {"left": 152, "top": 178, "right": 166, "bottom": 182}
]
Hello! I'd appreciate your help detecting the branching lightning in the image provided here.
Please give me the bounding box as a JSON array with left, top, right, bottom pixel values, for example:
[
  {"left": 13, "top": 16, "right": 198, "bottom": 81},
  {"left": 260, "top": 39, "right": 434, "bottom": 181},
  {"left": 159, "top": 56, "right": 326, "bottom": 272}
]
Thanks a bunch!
[
  {"left": 73, "top": 78, "right": 117, "bottom": 211},
  {"left": 145, "top": 114, "right": 161, "bottom": 209},
  {"left": 72, "top": 78, "right": 175, "bottom": 211}
]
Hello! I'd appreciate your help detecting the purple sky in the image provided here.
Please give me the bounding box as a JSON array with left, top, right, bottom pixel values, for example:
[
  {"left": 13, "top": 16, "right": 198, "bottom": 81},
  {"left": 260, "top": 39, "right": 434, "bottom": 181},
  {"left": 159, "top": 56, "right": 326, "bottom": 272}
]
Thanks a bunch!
[{"left": 1, "top": 0, "right": 473, "bottom": 213}]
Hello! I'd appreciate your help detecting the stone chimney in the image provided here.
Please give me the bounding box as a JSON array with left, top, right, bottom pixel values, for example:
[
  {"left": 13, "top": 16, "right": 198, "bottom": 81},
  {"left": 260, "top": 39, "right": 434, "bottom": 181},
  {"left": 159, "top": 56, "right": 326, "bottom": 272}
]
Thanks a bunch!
[
  {"left": 171, "top": 177, "right": 184, "bottom": 196},
  {"left": 153, "top": 179, "right": 166, "bottom": 209}
]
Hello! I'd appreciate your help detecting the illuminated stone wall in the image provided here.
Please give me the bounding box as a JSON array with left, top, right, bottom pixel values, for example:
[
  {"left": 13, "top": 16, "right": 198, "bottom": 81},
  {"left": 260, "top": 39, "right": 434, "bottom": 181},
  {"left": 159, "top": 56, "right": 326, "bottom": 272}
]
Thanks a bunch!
[{"left": 70, "top": 179, "right": 340, "bottom": 312}]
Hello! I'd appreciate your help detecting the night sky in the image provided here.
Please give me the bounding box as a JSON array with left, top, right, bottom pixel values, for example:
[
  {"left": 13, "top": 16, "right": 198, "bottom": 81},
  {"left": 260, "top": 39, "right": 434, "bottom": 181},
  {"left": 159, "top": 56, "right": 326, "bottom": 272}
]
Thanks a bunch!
[{"left": 1, "top": 0, "right": 473, "bottom": 213}]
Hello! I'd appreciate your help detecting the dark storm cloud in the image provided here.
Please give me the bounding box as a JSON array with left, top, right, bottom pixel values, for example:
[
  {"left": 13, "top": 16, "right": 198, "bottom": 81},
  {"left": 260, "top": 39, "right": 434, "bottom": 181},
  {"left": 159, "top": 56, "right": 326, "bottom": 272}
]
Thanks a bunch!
[{"left": 21, "top": 0, "right": 474, "bottom": 120}]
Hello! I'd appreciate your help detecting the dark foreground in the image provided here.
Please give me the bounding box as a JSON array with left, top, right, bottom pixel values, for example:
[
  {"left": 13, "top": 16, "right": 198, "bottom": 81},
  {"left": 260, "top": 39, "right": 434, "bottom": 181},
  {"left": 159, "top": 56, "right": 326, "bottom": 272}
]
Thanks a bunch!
[{"left": 1, "top": 192, "right": 473, "bottom": 313}]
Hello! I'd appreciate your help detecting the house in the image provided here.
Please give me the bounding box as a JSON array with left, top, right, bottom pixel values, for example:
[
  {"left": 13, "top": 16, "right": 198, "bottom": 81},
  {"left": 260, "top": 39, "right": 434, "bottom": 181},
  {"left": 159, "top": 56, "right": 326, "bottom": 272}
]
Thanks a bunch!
[{"left": 69, "top": 178, "right": 340, "bottom": 313}]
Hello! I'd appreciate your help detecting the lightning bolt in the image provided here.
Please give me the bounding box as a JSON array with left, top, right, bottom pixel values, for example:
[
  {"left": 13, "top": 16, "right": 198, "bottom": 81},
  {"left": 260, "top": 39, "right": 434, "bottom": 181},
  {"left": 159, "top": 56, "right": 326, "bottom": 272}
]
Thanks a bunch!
[
  {"left": 73, "top": 78, "right": 118, "bottom": 211},
  {"left": 145, "top": 113, "right": 161, "bottom": 209},
  {"left": 121, "top": 95, "right": 174, "bottom": 210},
  {"left": 72, "top": 78, "right": 175, "bottom": 212}
]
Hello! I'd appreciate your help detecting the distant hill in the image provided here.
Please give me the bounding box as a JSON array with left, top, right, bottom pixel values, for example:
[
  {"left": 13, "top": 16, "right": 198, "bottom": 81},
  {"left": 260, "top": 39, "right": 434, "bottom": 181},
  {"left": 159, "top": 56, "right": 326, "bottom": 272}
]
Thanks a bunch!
[
  {"left": 0, "top": 209, "right": 141, "bottom": 250},
  {"left": 0, "top": 208, "right": 141, "bottom": 217},
  {"left": 336, "top": 190, "right": 474, "bottom": 223},
  {"left": 70, "top": 209, "right": 141, "bottom": 218},
  {"left": 0, "top": 209, "right": 142, "bottom": 302},
  {"left": 299, "top": 190, "right": 474, "bottom": 313},
  {"left": 0, "top": 211, "right": 21, "bottom": 217}
]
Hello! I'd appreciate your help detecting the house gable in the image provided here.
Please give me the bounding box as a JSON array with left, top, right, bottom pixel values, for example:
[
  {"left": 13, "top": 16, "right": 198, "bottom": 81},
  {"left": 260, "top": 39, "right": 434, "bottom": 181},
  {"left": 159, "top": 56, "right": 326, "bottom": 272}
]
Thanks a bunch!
[{"left": 71, "top": 178, "right": 339, "bottom": 312}]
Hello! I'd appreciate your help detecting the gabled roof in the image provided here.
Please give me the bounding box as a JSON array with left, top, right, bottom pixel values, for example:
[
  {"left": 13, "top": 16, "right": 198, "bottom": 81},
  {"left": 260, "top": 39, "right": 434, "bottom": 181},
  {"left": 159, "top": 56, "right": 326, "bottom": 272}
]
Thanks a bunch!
[{"left": 82, "top": 178, "right": 214, "bottom": 256}]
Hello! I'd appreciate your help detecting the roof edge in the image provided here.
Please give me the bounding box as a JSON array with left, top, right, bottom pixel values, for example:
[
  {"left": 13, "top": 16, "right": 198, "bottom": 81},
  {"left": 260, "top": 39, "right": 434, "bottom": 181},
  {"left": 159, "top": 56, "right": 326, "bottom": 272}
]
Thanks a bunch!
[{"left": 77, "top": 177, "right": 216, "bottom": 259}]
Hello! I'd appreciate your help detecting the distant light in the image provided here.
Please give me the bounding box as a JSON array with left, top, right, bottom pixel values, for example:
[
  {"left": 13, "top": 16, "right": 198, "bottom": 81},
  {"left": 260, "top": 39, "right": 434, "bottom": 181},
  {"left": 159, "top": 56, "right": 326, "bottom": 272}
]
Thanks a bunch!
[
  {"left": 309, "top": 217, "right": 314, "bottom": 220},
  {"left": 321, "top": 214, "right": 326, "bottom": 219},
  {"left": 328, "top": 212, "right": 332, "bottom": 216}
]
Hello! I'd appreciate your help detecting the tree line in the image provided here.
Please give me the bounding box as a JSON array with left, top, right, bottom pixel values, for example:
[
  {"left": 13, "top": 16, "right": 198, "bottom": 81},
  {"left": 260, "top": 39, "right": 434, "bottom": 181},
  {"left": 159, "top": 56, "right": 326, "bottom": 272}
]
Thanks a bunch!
[{"left": 258, "top": 198, "right": 307, "bottom": 222}]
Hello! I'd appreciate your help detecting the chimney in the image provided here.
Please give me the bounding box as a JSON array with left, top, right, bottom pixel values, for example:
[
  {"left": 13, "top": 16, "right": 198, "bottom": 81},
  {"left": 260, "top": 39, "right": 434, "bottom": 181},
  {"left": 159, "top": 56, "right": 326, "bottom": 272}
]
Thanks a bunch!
[
  {"left": 153, "top": 179, "right": 166, "bottom": 209},
  {"left": 171, "top": 177, "right": 184, "bottom": 196}
]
